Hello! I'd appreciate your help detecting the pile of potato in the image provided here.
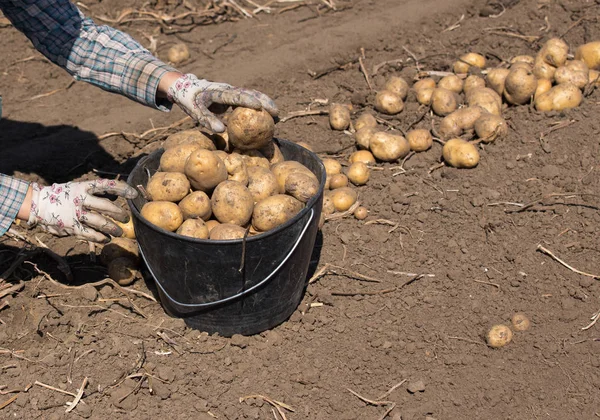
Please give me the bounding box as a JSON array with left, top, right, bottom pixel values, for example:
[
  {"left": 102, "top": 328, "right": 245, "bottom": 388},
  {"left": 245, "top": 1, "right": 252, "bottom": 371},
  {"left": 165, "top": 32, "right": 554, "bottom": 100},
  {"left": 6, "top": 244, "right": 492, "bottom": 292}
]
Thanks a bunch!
[{"left": 139, "top": 107, "right": 320, "bottom": 241}]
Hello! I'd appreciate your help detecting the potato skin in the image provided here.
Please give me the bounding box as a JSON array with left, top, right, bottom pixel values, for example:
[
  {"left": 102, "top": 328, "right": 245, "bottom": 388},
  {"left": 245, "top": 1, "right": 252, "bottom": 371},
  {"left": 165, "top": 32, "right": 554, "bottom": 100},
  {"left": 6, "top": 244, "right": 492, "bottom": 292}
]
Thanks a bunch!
[
  {"left": 147, "top": 172, "right": 190, "bottom": 202},
  {"left": 369, "top": 132, "right": 410, "bottom": 162},
  {"left": 453, "top": 52, "right": 486, "bottom": 74},
  {"left": 141, "top": 201, "right": 184, "bottom": 232},
  {"left": 538, "top": 38, "right": 568, "bottom": 67},
  {"left": 209, "top": 223, "right": 247, "bottom": 240},
  {"left": 503, "top": 67, "right": 537, "bottom": 105},
  {"left": 554, "top": 60, "right": 589, "bottom": 89},
  {"left": 575, "top": 41, "right": 600, "bottom": 70},
  {"left": 246, "top": 166, "right": 279, "bottom": 203},
  {"left": 184, "top": 149, "right": 228, "bottom": 191},
  {"left": 486, "top": 68, "right": 510, "bottom": 96},
  {"left": 442, "top": 138, "right": 480, "bottom": 169},
  {"left": 160, "top": 143, "right": 200, "bottom": 173},
  {"left": 271, "top": 161, "right": 318, "bottom": 194},
  {"left": 354, "top": 113, "right": 378, "bottom": 131},
  {"left": 227, "top": 107, "right": 275, "bottom": 150},
  {"left": 463, "top": 75, "right": 486, "bottom": 95},
  {"left": 406, "top": 129, "right": 433, "bottom": 152},
  {"left": 331, "top": 187, "right": 358, "bottom": 212},
  {"left": 167, "top": 43, "right": 190, "bottom": 64},
  {"left": 439, "top": 107, "right": 483, "bottom": 140},
  {"left": 285, "top": 172, "right": 319, "bottom": 202},
  {"left": 534, "top": 83, "right": 583, "bottom": 112},
  {"left": 107, "top": 257, "right": 138, "bottom": 286},
  {"left": 533, "top": 56, "right": 557, "bottom": 81},
  {"left": 384, "top": 76, "right": 409, "bottom": 99},
  {"left": 349, "top": 150, "right": 376, "bottom": 165},
  {"left": 329, "top": 103, "right": 351, "bottom": 130},
  {"left": 431, "top": 88, "right": 459, "bottom": 116},
  {"left": 176, "top": 218, "right": 209, "bottom": 239},
  {"left": 466, "top": 88, "right": 502, "bottom": 116},
  {"left": 163, "top": 129, "right": 216, "bottom": 151},
  {"left": 205, "top": 219, "right": 221, "bottom": 234},
  {"left": 347, "top": 162, "right": 370, "bottom": 186},
  {"left": 374, "top": 90, "right": 404, "bottom": 114},
  {"left": 252, "top": 195, "right": 304, "bottom": 232},
  {"left": 329, "top": 173, "right": 348, "bottom": 189},
  {"left": 413, "top": 78, "right": 436, "bottom": 91},
  {"left": 224, "top": 153, "right": 249, "bottom": 186},
  {"left": 259, "top": 141, "right": 285, "bottom": 165},
  {"left": 355, "top": 127, "right": 377, "bottom": 150},
  {"left": 474, "top": 113, "right": 508, "bottom": 143},
  {"left": 416, "top": 87, "right": 434, "bottom": 106},
  {"left": 535, "top": 78, "right": 553, "bottom": 98},
  {"left": 438, "top": 74, "right": 464, "bottom": 94},
  {"left": 178, "top": 190, "right": 212, "bottom": 221},
  {"left": 211, "top": 181, "right": 254, "bottom": 226}
]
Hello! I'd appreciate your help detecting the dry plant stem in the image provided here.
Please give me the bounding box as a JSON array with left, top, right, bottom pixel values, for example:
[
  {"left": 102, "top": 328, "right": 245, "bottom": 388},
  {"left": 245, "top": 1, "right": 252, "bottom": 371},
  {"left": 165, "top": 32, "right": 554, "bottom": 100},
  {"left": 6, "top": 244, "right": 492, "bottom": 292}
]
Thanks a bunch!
[
  {"left": 98, "top": 116, "right": 191, "bottom": 142},
  {"left": 0, "top": 395, "right": 17, "bottom": 410},
  {"left": 27, "top": 80, "right": 75, "bottom": 101},
  {"left": 308, "top": 263, "right": 382, "bottom": 284},
  {"left": 509, "top": 192, "right": 600, "bottom": 213},
  {"left": 377, "top": 379, "right": 407, "bottom": 400},
  {"left": 447, "top": 336, "right": 486, "bottom": 346},
  {"left": 428, "top": 162, "right": 445, "bottom": 174},
  {"left": 537, "top": 245, "right": 600, "bottom": 280},
  {"left": 539, "top": 119, "right": 576, "bottom": 141},
  {"left": 65, "top": 377, "right": 88, "bottom": 413},
  {"left": 0, "top": 282, "right": 24, "bottom": 299},
  {"left": 347, "top": 388, "right": 392, "bottom": 406},
  {"left": 484, "top": 28, "right": 540, "bottom": 43},
  {"left": 240, "top": 394, "right": 294, "bottom": 420},
  {"left": 442, "top": 13, "right": 464, "bottom": 32},
  {"left": 374, "top": 116, "right": 406, "bottom": 135},
  {"left": 372, "top": 58, "right": 404, "bottom": 75},
  {"left": 473, "top": 279, "right": 500, "bottom": 289},
  {"left": 34, "top": 381, "right": 77, "bottom": 397},
  {"left": 309, "top": 57, "right": 359, "bottom": 79},
  {"left": 582, "top": 309, "right": 600, "bottom": 331},
  {"left": 358, "top": 55, "right": 373, "bottom": 91},
  {"left": 279, "top": 109, "right": 328, "bottom": 123},
  {"left": 388, "top": 270, "right": 435, "bottom": 278},
  {"left": 325, "top": 200, "right": 361, "bottom": 221}
]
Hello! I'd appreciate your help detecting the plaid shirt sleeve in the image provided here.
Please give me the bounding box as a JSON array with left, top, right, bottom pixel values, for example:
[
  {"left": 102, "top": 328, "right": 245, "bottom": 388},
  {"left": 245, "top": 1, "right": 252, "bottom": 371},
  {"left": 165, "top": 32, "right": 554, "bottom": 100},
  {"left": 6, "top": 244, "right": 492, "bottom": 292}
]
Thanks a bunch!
[
  {"left": 0, "top": 175, "right": 29, "bottom": 236},
  {"left": 0, "top": 0, "right": 177, "bottom": 110}
]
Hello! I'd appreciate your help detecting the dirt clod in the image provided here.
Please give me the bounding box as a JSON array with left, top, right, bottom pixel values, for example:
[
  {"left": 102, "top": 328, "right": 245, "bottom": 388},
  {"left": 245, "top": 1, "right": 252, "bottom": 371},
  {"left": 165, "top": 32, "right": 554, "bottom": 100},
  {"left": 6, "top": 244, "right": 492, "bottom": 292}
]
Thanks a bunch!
[{"left": 407, "top": 380, "right": 426, "bottom": 394}]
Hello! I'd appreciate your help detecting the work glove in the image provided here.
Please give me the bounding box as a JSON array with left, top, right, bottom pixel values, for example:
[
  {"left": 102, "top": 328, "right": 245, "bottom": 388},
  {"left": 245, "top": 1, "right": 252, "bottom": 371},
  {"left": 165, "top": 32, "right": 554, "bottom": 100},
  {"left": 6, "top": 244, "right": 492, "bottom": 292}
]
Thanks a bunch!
[
  {"left": 27, "top": 179, "right": 138, "bottom": 243},
  {"left": 167, "top": 73, "right": 278, "bottom": 133}
]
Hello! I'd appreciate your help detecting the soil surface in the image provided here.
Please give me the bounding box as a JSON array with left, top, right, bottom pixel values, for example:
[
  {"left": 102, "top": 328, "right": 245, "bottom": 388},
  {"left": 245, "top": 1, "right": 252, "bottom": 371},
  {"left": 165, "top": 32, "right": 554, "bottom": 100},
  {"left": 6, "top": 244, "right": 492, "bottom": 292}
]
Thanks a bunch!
[{"left": 2, "top": 0, "right": 600, "bottom": 419}]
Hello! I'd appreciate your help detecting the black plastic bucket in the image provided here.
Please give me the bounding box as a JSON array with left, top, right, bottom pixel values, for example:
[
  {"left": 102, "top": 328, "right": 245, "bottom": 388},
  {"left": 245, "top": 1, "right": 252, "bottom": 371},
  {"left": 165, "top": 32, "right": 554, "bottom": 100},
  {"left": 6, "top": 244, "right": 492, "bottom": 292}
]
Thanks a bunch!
[{"left": 127, "top": 139, "right": 325, "bottom": 337}]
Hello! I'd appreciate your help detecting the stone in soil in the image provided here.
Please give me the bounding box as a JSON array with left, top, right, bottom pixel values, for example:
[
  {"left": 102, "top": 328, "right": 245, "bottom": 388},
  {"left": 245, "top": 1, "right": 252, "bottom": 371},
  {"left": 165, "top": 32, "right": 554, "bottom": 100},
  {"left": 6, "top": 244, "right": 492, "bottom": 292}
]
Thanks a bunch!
[{"left": 407, "top": 380, "right": 426, "bottom": 393}]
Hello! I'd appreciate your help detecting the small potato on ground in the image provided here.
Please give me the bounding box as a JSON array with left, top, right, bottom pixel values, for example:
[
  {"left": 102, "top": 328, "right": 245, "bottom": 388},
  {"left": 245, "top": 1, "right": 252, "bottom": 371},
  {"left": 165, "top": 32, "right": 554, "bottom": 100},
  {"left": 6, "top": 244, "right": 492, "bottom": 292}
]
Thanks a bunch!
[
  {"left": 211, "top": 181, "right": 254, "bottom": 226},
  {"left": 329, "top": 173, "right": 348, "bottom": 190},
  {"left": 503, "top": 67, "right": 537, "bottom": 105},
  {"left": 431, "top": 88, "right": 459, "bottom": 116},
  {"left": 374, "top": 90, "right": 404, "bottom": 115},
  {"left": 252, "top": 195, "right": 304, "bottom": 232},
  {"left": 146, "top": 172, "right": 190, "bottom": 202},
  {"left": 486, "top": 68, "right": 510, "bottom": 96},
  {"left": 141, "top": 201, "right": 183, "bottom": 232},
  {"left": 442, "top": 138, "right": 480, "bottom": 169},
  {"left": 347, "top": 162, "right": 370, "bottom": 186},
  {"left": 453, "top": 52, "right": 486, "bottom": 74},
  {"left": 176, "top": 218, "right": 209, "bottom": 239},
  {"left": 322, "top": 194, "right": 335, "bottom": 215},
  {"left": 463, "top": 75, "right": 486, "bottom": 95},
  {"left": 466, "top": 87, "right": 502, "bottom": 116},
  {"left": 535, "top": 83, "right": 583, "bottom": 112},
  {"left": 535, "top": 78, "right": 553, "bottom": 98},
  {"left": 354, "top": 206, "right": 368, "bottom": 220},
  {"left": 486, "top": 324, "right": 513, "bottom": 348},
  {"left": 438, "top": 107, "right": 483, "bottom": 140},
  {"left": 438, "top": 74, "right": 464, "bottom": 94},
  {"left": 474, "top": 113, "right": 508, "bottom": 143},
  {"left": 107, "top": 257, "right": 139, "bottom": 286},
  {"left": 355, "top": 127, "right": 377, "bottom": 150},
  {"left": 329, "top": 103, "right": 351, "bottom": 130},
  {"left": 575, "top": 41, "right": 600, "bottom": 70},
  {"left": 413, "top": 78, "right": 436, "bottom": 91},
  {"left": 416, "top": 87, "right": 434, "bottom": 106},
  {"left": 369, "top": 131, "right": 410, "bottom": 162},
  {"left": 354, "top": 113, "right": 378, "bottom": 131},
  {"left": 554, "top": 60, "right": 589, "bottom": 89},
  {"left": 538, "top": 37, "right": 569, "bottom": 67},
  {"left": 406, "top": 129, "right": 433, "bottom": 152},
  {"left": 349, "top": 150, "right": 376, "bottom": 165},
  {"left": 227, "top": 107, "right": 275, "bottom": 150},
  {"left": 331, "top": 187, "right": 358, "bottom": 212},
  {"left": 167, "top": 43, "right": 190, "bottom": 64},
  {"left": 322, "top": 158, "right": 342, "bottom": 176},
  {"left": 511, "top": 313, "right": 531, "bottom": 331},
  {"left": 384, "top": 76, "right": 409, "bottom": 99}
]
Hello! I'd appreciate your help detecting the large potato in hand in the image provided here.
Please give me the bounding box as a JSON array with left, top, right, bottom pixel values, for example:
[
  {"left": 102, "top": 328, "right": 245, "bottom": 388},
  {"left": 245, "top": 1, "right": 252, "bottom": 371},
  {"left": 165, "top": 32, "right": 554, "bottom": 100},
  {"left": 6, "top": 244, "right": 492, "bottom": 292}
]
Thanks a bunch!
[
  {"left": 141, "top": 201, "right": 183, "bottom": 232},
  {"left": 146, "top": 172, "right": 190, "bottom": 202},
  {"left": 227, "top": 107, "right": 275, "bottom": 150},
  {"left": 211, "top": 181, "right": 254, "bottom": 226},
  {"left": 252, "top": 195, "right": 304, "bottom": 232},
  {"left": 185, "top": 149, "right": 228, "bottom": 191}
]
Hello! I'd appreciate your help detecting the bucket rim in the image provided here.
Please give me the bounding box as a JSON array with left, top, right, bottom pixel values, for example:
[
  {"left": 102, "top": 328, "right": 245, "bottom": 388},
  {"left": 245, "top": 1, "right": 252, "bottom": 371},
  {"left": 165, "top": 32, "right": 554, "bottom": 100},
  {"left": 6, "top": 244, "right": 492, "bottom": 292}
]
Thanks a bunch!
[{"left": 126, "top": 138, "right": 326, "bottom": 245}]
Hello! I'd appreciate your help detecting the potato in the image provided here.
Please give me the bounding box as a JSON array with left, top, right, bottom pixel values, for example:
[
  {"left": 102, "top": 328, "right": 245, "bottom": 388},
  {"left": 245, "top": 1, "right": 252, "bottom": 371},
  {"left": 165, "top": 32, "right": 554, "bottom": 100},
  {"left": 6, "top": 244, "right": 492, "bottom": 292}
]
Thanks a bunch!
[
  {"left": 252, "top": 195, "right": 304, "bottom": 232},
  {"left": 354, "top": 206, "right": 368, "bottom": 220},
  {"left": 167, "top": 43, "right": 190, "bottom": 64},
  {"left": 535, "top": 83, "right": 583, "bottom": 112},
  {"left": 205, "top": 219, "right": 221, "bottom": 234},
  {"left": 329, "top": 173, "right": 348, "bottom": 189},
  {"left": 453, "top": 52, "right": 486, "bottom": 74},
  {"left": 147, "top": 172, "right": 190, "bottom": 202},
  {"left": 109, "top": 215, "right": 136, "bottom": 239},
  {"left": 100, "top": 237, "right": 139, "bottom": 265},
  {"left": 259, "top": 141, "right": 285, "bottom": 165},
  {"left": 237, "top": 149, "right": 270, "bottom": 170},
  {"left": 355, "top": 127, "right": 377, "bottom": 150},
  {"left": 223, "top": 153, "right": 249, "bottom": 186},
  {"left": 554, "top": 60, "right": 589, "bottom": 89},
  {"left": 509, "top": 61, "right": 532, "bottom": 72},
  {"left": 163, "top": 130, "right": 216, "bottom": 151},
  {"left": 486, "top": 68, "right": 510, "bottom": 96},
  {"left": 247, "top": 166, "right": 279, "bottom": 203},
  {"left": 322, "top": 158, "right": 342, "bottom": 176},
  {"left": 354, "top": 113, "right": 378, "bottom": 131},
  {"left": 272, "top": 161, "right": 318, "bottom": 195},
  {"left": 374, "top": 90, "right": 404, "bottom": 115},
  {"left": 438, "top": 107, "right": 484, "bottom": 140},
  {"left": 406, "top": 129, "right": 433, "bottom": 152},
  {"left": 159, "top": 143, "right": 200, "bottom": 173},
  {"left": 184, "top": 149, "right": 228, "bottom": 191},
  {"left": 503, "top": 67, "right": 537, "bottom": 105},
  {"left": 538, "top": 38, "right": 569, "bottom": 67},
  {"left": 486, "top": 324, "right": 513, "bottom": 348},
  {"left": 431, "top": 88, "right": 459, "bottom": 116},
  {"left": 466, "top": 88, "right": 502, "bottom": 116},
  {"left": 438, "top": 74, "right": 464, "bottom": 94},
  {"left": 296, "top": 141, "right": 314, "bottom": 151},
  {"left": 416, "top": 87, "right": 434, "bottom": 106},
  {"left": 349, "top": 150, "right": 376, "bottom": 165},
  {"left": 463, "top": 75, "right": 486, "bottom": 95},
  {"left": 511, "top": 55, "right": 535, "bottom": 65},
  {"left": 210, "top": 223, "right": 247, "bottom": 240},
  {"left": 178, "top": 191, "right": 212, "bottom": 221},
  {"left": 442, "top": 138, "right": 480, "bottom": 169},
  {"left": 590, "top": 69, "right": 600, "bottom": 85},
  {"left": 384, "top": 76, "right": 409, "bottom": 99},
  {"left": 535, "top": 78, "right": 553, "bottom": 98},
  {"left": 211, "top": 181, "right": 254, "bottom": 226},
  {"left": 176, "top": 218, "right": 209, "bottom": 239},
  {"left": 329, "top": 103, "right": 351, "bottom": 130},
  {"left": 285, "top": 172, "right": 319, "bottom": 203},
  {"left": 107, "top": 257, "right": 138, "bottom": 286},
  {"left": 413, "top": 78, "right": 436, "bottom": 91},
  {"left": 533, "top": 56, "right": 556, "bottom": 80},
  {"left": 347, "top": 162, "right": 370, "bottom": 186},
  {"left": 227, "top": 107, "right": 275, "bottom": 150},
  {"left": 213, "top": 150, "right": 228, "bottom": 161},
  {"left": 141, "top": 201, "right": 183, "bottom": 232},
  {"left": 369, "top": 131, "right": 410, "bottom": 162},
  {"left": 474, "top": 113, "right": 507, "bottom": 143},
  {"left": 511, "top": 313, "right": 531, "bottom": 331},
  {"left": 331, "top": 187, "right": 357, "bottom": 212},
  {"left": 575, "top": 41, "right": 600, "bottom": 70}
]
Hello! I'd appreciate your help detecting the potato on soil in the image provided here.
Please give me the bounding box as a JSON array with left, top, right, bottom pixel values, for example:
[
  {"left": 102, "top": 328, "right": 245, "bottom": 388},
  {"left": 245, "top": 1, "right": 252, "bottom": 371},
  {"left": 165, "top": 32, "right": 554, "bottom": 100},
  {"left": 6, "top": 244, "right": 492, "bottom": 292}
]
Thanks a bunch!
[
  {"left": 107, "top": 257, "right": 138, "bottom": 286},
  {"left": 331, "top": 187, "right": 358, "bottom": 212},
  {"left": 384, "top": 76, "right": 409, "bottom": 99},
  {"left": 223, "top": 153, "right": 249, "bottom": 186},
  {"left": 285, "top": 172, "right": 319, "bottom": 203},
  {"left": 159, "top": 143, "right": 200, "bottom": 173},
  {"left": 511, "top": 313, "right": 531, "bottom": 331},
  {"left": 486, "top": 68, "right": 510, "bottom": 96},
  {"left": 271, "top": 161, "right": 318, "bottom": 194},
  {"left": 322, "top": 194, "right": 335, "bottom": 215},
  {"left": 554, "top": 60, "right": 589, "bottom": 89},
  {"left": 438, "top": 74, "right": 464, "bottom": 94},
  {"left": 247, "top": 166, "right": 279, "bottom": 203},
  {"left": 442, "top": 138, "right": 480, "bottom": 169},
  {"left": 347, "top": 162, "right": 370, "bottom": 186},
  {"left": 184, "top": 149, "right": 228, "bottom": 191},
  {"left": 463, "top": 75, "right": 486, "bottom": 95},
  {"left": 431, "top": 88, "right": 459, "bottom": 116},
  {"left": 575, "top": 41, "right": 600, "bottom": 70},
  {"left": 349, "top": 150, "right": 376, "bottom": 165},
  {"left": 355, "top": 127, "right": 377, "bottom": 150},
  {"left": 369, "top": 131, "right": 410, "bottom": 162},
  {"left": 535, "top": 83, "right": 583, "bottom": 112},
  {"left": 209, "top": 223, "right": 247, "bottom": 240},
  {"left": 486, "top": 324, "right": 513, "bottom": 348},
  {"left": 535, "top": 78, "right": 553, "bottom": 98},
  {"left": 147, "top": 172, "right": 190, "bottom": 202},
  {"left": 503, "top": 67, "right": 537, "bottom": 105},
  {"left": 259, "top": 141, "right": 285, "bottom": 165},
  {"left": 322, "top": 158, "right": 342, "bottom": 176},
  {"left": 354, "top": 113, "right": 378, "bottom": 131},
  {"left": 538, "top": 37, "right": 569, "bottom": 67},
  {"left": 178, "top": 191, "right": 212, "bottom": 221},
  {"left": 296, "top": 141, "right": 313, "bottom": 151},
  {"left": 211, "top": 181, "right": 254, "bottom": 226},
  {"left": 590, "top": 69, "right": 600, "bottom": 85},
  {"left": 509, "top": 61, "right": 532, "bottom": 72},
  {"left": 453, "top": 52, "right": 486, "bottom": 74},
  {"left": 100, "top": 237, "right": 139, "bottom": 265},
  {"left": 162, "top": 129, "right": 216, "bottom": 151},
  {"left": 329, "top": 103, "right": 351, "bottom": 130},
  {"left": 176, "top": 218, "right": 209, "bottom": 239},
  {"left": 406, "top": 129, "right": 433, "bottom": 152},
  {"left": 511, "top": 55, "right": 535, "bottom": 65},
  {"left": 474, "top": 113, "right": 507, "bottom": 143},
  {"left": 354, "top": 206, "right": 368, "bottom": 220},
  {"left": 141, "top": 201, "right": 183, "bottom": 232},
  {"left": 167, "top": 43, "right": 190, "bottom": 64},
  {"left": 466, "top": 87, "right": 502, "bottom": 116},
  {"left": 438, "top": 107, "right": 483, "bottom": 140},
  {"left": 205, "top": 219, "right": 221, "bottom": 233},
  {"left": 329, "top": 173, "right": 348, "bottom": 190},
  {"left": 533, "top": 56, "right": 557, "bottom": 81},
  {"left": 252, "top": 195, "right": 304, "bottom": 232},
  {"left": 413, "top": 78, "right": 436, "bottom": 91},
  {"left": 416, "top": 87, "right": 434, "bottom": 106},
  {"left": 227, "top": 107, "right": 275, "bottom": 150},
  {"left": 374, "top": 90, "right": 404, "bottom": 115}
]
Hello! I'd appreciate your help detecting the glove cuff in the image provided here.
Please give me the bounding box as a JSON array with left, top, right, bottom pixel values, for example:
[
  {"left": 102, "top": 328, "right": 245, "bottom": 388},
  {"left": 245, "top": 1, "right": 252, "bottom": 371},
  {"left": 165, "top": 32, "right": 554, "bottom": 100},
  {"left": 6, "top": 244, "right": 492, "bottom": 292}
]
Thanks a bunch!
[{"left": 27, "top": 183, "right": 42, "bottom": 227}]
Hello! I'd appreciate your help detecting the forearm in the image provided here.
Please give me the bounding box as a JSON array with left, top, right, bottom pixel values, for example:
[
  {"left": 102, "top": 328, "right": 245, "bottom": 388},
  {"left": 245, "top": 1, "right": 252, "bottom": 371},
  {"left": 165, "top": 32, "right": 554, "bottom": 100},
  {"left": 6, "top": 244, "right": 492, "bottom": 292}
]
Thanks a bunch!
[{"left": 0, "top": 174, "right": 31, "bottom": 235}]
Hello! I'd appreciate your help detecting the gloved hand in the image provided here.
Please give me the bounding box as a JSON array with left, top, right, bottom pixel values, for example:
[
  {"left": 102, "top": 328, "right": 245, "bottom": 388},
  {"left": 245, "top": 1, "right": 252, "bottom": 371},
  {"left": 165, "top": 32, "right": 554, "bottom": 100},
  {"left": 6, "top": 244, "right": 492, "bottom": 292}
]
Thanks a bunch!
[
  {"left": 167, "top": 74, "right": 278, "bottom": 133},
  {"left": 27, "top": 179, "right": 138, "bottom": 243}
]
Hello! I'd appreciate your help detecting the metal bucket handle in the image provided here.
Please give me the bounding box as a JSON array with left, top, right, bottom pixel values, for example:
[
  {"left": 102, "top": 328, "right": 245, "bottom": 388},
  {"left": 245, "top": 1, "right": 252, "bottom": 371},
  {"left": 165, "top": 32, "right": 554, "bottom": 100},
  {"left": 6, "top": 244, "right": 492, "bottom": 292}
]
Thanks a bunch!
[{"left": 139, "top": 208, "right": 314, "bottom": 312}]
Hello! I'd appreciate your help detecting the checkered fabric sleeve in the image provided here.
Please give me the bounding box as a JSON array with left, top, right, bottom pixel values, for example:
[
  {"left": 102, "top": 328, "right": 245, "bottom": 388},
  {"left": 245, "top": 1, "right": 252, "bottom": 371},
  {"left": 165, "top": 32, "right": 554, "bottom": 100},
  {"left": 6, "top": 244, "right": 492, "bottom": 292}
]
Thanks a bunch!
[
  {"left": 0, "top": 174, "right": 29, "bottom": 235},
  {"left": 0, "top": 0, "right": 177, "bottom": 109}
]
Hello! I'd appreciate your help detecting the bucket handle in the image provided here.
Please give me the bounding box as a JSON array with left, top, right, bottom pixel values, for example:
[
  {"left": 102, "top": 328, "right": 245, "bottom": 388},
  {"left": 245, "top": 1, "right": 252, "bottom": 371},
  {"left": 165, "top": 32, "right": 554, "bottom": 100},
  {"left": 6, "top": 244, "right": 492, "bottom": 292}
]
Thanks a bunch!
[{"left": 139, "top": 208, "right": 314, "bottom": 312}]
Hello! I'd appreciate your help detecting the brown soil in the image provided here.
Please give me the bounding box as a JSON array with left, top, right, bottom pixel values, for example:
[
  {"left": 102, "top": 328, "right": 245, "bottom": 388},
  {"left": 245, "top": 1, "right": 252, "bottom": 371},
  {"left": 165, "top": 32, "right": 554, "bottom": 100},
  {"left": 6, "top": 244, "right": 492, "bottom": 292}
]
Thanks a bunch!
[{"left": 2, "top": 0, "right": 600, "bottom": 419}]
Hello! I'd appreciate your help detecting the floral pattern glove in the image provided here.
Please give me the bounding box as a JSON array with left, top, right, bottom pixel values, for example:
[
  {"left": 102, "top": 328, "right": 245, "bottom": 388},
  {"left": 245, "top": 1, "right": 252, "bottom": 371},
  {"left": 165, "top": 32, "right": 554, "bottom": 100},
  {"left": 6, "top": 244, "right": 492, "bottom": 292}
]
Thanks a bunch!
[
  {"left": 167, "top": 74, "right": 278, "bottom": 133},
  {"left": 27, "top": 179, "right": 138, "bottom": 243}
]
